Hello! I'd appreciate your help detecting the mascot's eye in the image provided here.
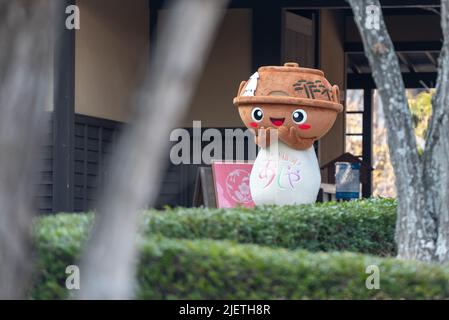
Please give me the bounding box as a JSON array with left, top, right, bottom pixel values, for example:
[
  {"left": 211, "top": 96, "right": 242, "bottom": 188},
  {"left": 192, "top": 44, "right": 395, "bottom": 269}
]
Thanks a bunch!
[
  {"left": 251, "top": 107, "right": 264, "bottom": 122},
  {"left": 292, "top": 109, "right": 307, "bottom": 124}
]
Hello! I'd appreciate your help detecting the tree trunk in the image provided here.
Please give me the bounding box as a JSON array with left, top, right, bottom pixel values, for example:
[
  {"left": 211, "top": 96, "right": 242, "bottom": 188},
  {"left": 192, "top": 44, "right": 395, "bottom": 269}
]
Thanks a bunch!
[
  {"left": 77, "top": 0, "right": 229, "bottom": 299},
  {"left": 347, "top": 0, "right": 437, "bottom": 261},
  {"left": 423, "top": 0, "right": 449, "bottom": 262},
  {"left": 0, "top": 0, "right": 55, "bottom": 298}
]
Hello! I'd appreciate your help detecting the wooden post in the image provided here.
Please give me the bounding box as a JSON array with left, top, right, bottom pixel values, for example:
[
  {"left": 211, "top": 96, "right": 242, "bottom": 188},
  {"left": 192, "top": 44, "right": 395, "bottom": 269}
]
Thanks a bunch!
[
  {"left": 53, "top": 0, "right": 75, "bottom": 213},
  {"left": 362, "top": 88, "right": 372, "bottom": 198},
  {"left": 252, "top": 1, "right": 282, "bottom": 70}
]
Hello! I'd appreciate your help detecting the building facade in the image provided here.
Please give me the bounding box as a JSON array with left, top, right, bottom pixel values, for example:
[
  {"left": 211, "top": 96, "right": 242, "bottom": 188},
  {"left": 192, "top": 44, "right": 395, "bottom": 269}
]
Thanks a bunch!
[{"left": 38, "top": 0, "right": 441, "bottom": 213}]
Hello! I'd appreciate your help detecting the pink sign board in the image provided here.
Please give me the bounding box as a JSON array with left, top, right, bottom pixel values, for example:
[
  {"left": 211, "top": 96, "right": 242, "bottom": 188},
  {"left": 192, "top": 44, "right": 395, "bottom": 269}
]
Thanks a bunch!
[{"left": 211, "top": 161, "right": 255, "bottom": 208}]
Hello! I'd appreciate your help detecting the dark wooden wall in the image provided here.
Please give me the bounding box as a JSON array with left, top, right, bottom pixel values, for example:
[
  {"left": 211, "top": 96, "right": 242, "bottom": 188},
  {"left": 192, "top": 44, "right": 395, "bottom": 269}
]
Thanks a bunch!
[
  {"left": 73, "top": 114, "right": 121, "bottom": 212},
  {"left": 35, "top": 115, "right": 54, "bottom": 214},
  {"left": 36, "top": 114, "right": 254, "bottom": 212}
]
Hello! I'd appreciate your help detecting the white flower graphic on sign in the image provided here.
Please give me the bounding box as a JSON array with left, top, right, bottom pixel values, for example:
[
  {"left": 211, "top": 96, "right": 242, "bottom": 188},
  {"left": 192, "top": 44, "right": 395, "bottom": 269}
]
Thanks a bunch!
[{"left": 225, "top": 169, "right": 252, "bottom": 204}]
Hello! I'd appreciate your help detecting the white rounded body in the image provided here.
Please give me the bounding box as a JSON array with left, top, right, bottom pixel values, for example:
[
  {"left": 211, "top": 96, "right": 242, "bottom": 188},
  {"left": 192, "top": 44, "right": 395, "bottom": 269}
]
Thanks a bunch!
[{"left": 250, "top": 141, "right": 321, "bottom": 205}]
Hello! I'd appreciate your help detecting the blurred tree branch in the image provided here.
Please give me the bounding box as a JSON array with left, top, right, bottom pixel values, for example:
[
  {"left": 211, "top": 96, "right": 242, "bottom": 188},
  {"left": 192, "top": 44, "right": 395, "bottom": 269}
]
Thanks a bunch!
[
  {"left": 0, "top": 0, "right": 56, "bottom": 298},
  {"left": 77, "top": 0, "right": 229, "bottom": 299}
]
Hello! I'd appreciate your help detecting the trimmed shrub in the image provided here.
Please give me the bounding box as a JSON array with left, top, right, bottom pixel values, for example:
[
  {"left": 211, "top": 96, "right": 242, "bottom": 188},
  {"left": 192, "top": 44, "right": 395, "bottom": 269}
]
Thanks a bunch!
[
  {"left": 32, "top": 213, "right": 92, "bottom": 299},
  {"left": 144, "top": 198, "right": 397, "bottom": 256},
  {"left": 137, "top": 238, "right": 449, "bottom": 299},
  {"left": 32, "top": 233, "right": 449, "bottom": 300},
  {"left": 31, "top": 199, "right": 413, "bottom": 299},
  {"left": 33, "top": 199, "right": 397, "bottom": 258}
]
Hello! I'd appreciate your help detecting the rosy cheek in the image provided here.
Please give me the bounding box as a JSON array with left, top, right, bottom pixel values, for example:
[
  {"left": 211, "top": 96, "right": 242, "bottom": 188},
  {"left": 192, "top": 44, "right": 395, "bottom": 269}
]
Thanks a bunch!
[
  {"left": 298, "top": 124, "right": 311, "bottom": 130},
  {"left": 249, "top": 122, "right": 259, "bottom": 128}
]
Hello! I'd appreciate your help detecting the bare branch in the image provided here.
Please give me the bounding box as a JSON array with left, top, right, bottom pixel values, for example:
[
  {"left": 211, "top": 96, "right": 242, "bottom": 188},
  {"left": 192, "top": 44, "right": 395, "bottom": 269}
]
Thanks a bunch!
[
  {"left": 426, "top": 1, "right": 449, "bottom": 153},
  {"left": 77, "top": 0, "right": 229, "bottom": 299},
  {"left": 0, "top": 0, "right": 55, "bottom": 298},
  {"left": 417, "top": 5, "right": 441, "bottom": 16}
]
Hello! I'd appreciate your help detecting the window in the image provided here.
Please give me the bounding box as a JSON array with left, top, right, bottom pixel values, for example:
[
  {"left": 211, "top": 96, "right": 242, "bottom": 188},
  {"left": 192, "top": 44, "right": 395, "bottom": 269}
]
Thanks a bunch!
[
  {"left": 372, "top": 88, "right": 433, "bottom": 198},
  {"left": 345, "top": 89, "right": 364, "bottom": 158}
]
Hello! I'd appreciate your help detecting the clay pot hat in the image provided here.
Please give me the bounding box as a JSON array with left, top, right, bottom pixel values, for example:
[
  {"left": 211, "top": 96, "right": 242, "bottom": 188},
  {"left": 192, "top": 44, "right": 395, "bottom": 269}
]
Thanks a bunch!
[
  {"left": 233, "top": 62, "right": 344, "bottom": 150},
  {"left": 233, "top": 62, "right": 343, "bottom": 112}
]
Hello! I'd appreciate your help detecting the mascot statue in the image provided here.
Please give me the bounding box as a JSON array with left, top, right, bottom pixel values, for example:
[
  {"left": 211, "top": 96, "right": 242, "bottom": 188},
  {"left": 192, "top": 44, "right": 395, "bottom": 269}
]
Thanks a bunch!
[{"left": 233, "top": 62, "right": 343, "bottom": 205}]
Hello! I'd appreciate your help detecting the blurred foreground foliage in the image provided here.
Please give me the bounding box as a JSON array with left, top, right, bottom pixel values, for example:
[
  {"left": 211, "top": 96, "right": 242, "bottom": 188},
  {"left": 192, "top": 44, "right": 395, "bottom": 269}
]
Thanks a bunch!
[{"left": 31, "top": 199, "right": 449, "bottom": 299}]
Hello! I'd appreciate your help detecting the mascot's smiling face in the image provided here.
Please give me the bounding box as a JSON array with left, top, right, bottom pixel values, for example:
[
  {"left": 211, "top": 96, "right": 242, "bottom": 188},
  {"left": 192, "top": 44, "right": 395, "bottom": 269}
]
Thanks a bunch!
[
  {"left": 233, "top": 63, "right": 343, "bottom": 150},
  {"left": 238, "top": 104, "right": 337, "bottom": 142}
]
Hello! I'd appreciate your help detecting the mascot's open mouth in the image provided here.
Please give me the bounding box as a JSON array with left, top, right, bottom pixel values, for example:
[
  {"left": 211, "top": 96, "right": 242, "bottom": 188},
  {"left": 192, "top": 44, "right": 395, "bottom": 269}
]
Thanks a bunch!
[{"left": 270, "top": 117, "right": 285, "bottom": 126}]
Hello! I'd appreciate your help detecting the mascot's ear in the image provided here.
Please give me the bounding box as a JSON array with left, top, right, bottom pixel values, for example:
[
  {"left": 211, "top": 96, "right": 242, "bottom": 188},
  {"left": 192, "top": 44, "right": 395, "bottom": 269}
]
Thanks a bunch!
[
  {"left": 238, "top": 81, "right": 247, "bottom": 96},
  {"left": 332, "top": 85, "right": 340, "bottom": 103}
]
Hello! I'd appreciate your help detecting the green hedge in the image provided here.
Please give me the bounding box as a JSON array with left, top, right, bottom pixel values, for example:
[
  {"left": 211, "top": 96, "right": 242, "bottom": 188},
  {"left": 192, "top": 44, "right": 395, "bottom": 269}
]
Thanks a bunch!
[
  {"left": 139, "top": 238, "right": 449, "bottom": 299},
  {"left": 31, "top": 201, "right": 449, "bottom": 299},
  {"left": 32, "top": 233, "right": 449, "bottom": 299},
  {"left": 144, "top": 198, "right": 397, "bottom": 256},
  {"left": 34, "top": 199, "right": 397, "bottom": 257}
]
